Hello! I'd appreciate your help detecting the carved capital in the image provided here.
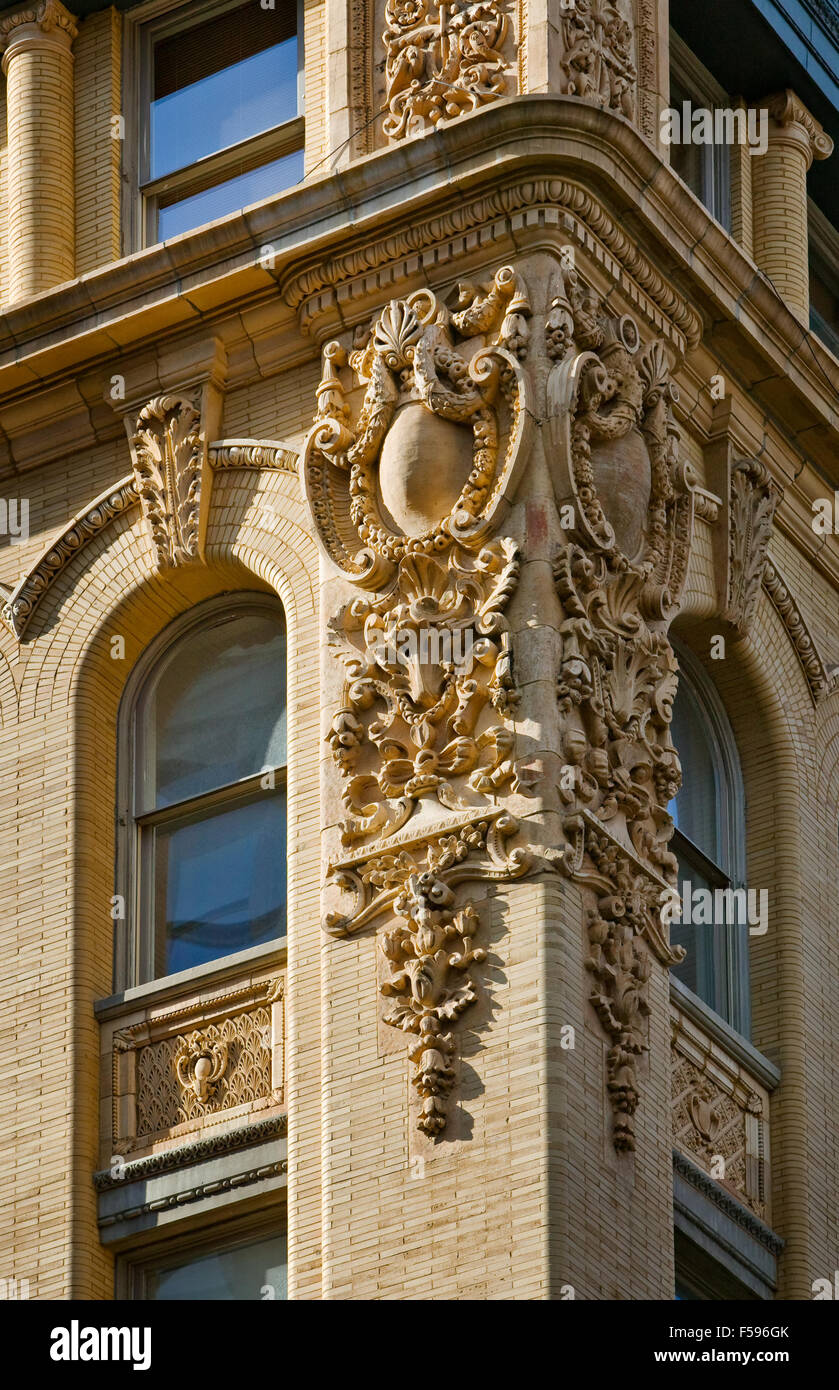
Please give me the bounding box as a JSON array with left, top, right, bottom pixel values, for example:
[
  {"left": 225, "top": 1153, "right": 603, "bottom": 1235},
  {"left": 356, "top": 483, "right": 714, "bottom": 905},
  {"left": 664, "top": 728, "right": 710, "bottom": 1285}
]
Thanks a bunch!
[
  {"left": 0, "top": 0, "right": 77, "bottom": 65},
  {"left": 764, "top": 89, "right": 834, "bottom": 164}
]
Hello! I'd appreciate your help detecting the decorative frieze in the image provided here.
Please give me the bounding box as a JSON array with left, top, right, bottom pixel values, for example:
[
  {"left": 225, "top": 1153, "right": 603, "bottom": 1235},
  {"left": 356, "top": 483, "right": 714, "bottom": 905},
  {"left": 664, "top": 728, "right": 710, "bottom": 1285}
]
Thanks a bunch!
[
  {"left": 381, "top": 0, "right": 513, "bottom": 141},
  {"left": 671, "top": 1002, "right": 771, "bottom": 1220},
  {"left": 105, "top": 973, "right": 285, "bottom": 1159}
]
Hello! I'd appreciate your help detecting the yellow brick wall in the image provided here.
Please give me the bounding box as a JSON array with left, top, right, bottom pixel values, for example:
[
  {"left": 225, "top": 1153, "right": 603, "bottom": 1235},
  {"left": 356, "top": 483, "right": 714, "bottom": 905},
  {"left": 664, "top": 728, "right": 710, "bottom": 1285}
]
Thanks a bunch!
[
  {"left": 303, "top": 0, "right": 327, "bottom": 175},
  {"left": 74, "top": 7, "right": 121, "bottom": 275}
]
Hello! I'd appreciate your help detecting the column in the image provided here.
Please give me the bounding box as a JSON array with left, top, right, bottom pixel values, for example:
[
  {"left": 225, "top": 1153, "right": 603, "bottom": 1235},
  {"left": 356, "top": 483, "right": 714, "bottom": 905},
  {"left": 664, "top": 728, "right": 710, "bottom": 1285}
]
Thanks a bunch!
[
  {"left": 751, "top": 89, "right": 833, "bottom": 324},
  {"left": 0, "top": 0, "right": 78, "bottom": 302}
]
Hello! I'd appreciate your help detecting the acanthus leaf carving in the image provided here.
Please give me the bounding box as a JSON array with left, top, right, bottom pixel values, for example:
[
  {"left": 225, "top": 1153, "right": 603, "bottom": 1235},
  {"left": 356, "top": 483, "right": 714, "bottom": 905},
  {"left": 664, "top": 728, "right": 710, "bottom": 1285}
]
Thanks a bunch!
[
  {"left": 726, "top": 458, "right": 782, "bottom": 634},
  {"left": 128, "top": 393, "right": 207, "bottom": 570},
  {"left": 382, "top": 0, "right": 512, "bottom": 142}
]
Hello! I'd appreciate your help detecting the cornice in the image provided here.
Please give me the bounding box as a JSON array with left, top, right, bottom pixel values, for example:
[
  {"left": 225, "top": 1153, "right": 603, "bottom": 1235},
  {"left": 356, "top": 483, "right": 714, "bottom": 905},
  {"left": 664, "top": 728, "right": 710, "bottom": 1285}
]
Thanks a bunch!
[
  {"left": 92, "top": 1114, "right": 288, "bottom": 1192},
  {"left": 673, "top": 1149, "right": 784, "bottom": 1258},
  {"left": 0, "top": 98, "right": 835, "bottom": 472}
]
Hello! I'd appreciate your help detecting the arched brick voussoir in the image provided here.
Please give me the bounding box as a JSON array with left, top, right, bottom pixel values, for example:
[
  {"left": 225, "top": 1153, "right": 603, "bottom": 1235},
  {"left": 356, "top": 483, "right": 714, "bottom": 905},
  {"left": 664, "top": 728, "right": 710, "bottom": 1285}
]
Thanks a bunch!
[
  {"left": 0, "top": 642, "right": 18, "bottom": 727},
  {"left": 15, "top": 491, "right": 320, "bottom": 720}
]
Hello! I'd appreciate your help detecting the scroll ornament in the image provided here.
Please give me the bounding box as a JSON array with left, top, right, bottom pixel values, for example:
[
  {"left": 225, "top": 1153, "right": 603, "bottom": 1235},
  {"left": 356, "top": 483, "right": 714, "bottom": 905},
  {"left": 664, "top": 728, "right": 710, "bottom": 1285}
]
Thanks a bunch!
[
  {"left": 382, "top": 0, "right": 511, "bottom": 141},
  {"left": 304, "top": 267, "right": 534, "bottom": 1135},
  {"left": 558, "top": 0, "right": 637, "bottom": 119},
  {"left": 545, "top": 264, "right": 696, "bottom": 1150}
]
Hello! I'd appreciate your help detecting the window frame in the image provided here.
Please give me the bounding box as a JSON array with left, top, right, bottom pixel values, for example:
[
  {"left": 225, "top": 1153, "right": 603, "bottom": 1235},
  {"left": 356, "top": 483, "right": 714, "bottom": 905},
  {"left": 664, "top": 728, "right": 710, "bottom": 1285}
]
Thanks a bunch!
[
  {"left": 808, "top": 198, "right": 839, "bottom": 360},
  {"left": 668, "top": 28, "right": 732, "bottom": 232},
  {"left": 670, "top": 641, "right": 750, "bottom": 1036},
  {"left": 116, "top": 1208, "right": 288, "bottom": 1300},
  {"left": 122, "top": 0, "right": 305, "bottom": 252},
  {"left": 115, "top": 592, "right": 288, "bottom": 991}
]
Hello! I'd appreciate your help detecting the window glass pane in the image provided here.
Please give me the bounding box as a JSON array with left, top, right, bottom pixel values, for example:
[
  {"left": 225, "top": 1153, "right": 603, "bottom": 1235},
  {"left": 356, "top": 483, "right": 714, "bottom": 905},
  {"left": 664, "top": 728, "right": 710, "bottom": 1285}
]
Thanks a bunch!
[
  {"left": 151, "top": 789, "right": 287, "bottom": 977},
  {"left": 669, "top": 676, "right": 719, "bottom": 863},
  {"left": 151, "top": 6, "right": 297, "bottom": 178},
  {"left": 142, "top": 611, "right": 286, "bottom": 812},
  {"left": 157, "top": 149, "right": 303, "bottom": 240},
  {"left": 146, "top": 1233, "right": 287, "bottom": 1300}
]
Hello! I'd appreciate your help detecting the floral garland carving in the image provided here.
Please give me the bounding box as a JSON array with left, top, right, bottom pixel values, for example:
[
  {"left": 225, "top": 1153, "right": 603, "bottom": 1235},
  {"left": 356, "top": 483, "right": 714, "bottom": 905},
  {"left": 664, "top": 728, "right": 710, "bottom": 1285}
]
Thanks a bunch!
[
  {"left": 382, "top": 0, "right": 511, "bottom": 141},
  {"left": 305, "top": 269, "right": 535, "bottom": 1135}
]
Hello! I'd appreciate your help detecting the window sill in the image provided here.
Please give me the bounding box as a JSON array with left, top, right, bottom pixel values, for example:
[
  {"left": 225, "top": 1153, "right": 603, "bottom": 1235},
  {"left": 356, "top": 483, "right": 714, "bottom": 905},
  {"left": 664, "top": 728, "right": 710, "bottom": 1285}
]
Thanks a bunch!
[
  {"left": 670, "top": 975, "right": 781, "bottom": 1092},
  {"left": 95, "top": 935, "right": 287, "bottom": 1021}
]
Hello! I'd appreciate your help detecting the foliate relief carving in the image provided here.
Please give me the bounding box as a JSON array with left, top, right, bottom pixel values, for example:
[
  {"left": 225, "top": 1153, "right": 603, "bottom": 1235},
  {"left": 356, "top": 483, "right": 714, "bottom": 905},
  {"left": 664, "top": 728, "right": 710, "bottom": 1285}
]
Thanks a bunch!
[
  {"left": 304, "top": 269, "right": 535, "bottom": 1136},
  {"left": 558, "top": 0, "right": 636, "bottom": 119},
  {"left": 726, "top": 459, "right": 782, "bottom": 634},
  {"left": 381, "top": 874, "right": 485, "bottom": 1135},
  {"left": 1, "top": 477, "right": 139, "bottom": 639},
  {"left": 382, "top": 0, "right": 512, "bottom": 141},
  {"left": 546, "top": 264, "right": 696, "bottom": 1150},
  {"left": 128, "top": 394, "right": 206, "bottom": 569}
]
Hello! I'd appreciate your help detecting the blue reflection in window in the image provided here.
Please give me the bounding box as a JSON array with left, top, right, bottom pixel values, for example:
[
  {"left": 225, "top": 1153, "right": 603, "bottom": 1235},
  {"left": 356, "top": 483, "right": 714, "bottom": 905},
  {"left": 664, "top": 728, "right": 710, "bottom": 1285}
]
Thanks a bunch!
[
  {"left": 157, "top": 149, "right": 303, "bottom": 240},
  {"left": 151, "top": 37, "right": 298, "bottom": 179},
  {"left": 161, "top": 791, "right": 287, "bottom": 975}
]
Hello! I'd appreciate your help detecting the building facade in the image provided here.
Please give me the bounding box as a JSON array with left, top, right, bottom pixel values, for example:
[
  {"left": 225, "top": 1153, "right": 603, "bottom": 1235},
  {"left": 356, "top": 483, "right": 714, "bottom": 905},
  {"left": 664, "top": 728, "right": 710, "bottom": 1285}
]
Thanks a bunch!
[{"left": 0, "top": 0, "right": 838, "bottom": 1301}]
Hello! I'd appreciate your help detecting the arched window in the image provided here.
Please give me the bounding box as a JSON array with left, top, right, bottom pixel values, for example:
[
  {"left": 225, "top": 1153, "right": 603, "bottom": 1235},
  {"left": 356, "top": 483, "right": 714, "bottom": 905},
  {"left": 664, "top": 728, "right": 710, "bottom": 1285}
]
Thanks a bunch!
[
  {"left": 669, "top": 643, "right": 749, "bottom": 1035},
  {"left": 119, "top": 595, "right": 288, "bottom": 985}
]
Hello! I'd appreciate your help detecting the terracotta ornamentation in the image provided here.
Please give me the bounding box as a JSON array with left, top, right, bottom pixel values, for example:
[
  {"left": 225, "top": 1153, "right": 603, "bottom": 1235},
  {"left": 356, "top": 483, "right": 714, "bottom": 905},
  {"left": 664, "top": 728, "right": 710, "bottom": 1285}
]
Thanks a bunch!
[
  {"left": 558, "top": 0, "right": 636, "bottom": 119},
  {"left": 546, "top": 263, "right": 696, "bottom": 1150},
  {"left": 305, "top": 268, "right": 534, "bottom": 1134},
  {"left": 382, "top": 0, "right": 511, "bottom": 141}
]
